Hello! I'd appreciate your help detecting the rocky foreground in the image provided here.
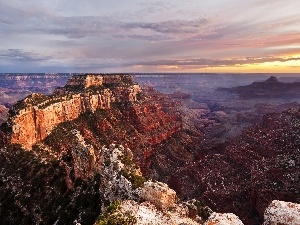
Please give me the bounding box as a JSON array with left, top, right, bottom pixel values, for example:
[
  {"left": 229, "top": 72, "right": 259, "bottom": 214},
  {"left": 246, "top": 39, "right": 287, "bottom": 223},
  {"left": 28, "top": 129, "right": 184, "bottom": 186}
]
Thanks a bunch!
[{"left": 0, "top": 74, "right": 299, "bottom": 224}]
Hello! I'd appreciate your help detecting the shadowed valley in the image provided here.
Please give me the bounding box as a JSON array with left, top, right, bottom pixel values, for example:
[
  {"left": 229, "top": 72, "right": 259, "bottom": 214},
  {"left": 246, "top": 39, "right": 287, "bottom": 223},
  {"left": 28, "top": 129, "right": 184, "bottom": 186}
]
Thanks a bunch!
[{"left": 0, "top": 74, "right": 299, "bottom": 225}]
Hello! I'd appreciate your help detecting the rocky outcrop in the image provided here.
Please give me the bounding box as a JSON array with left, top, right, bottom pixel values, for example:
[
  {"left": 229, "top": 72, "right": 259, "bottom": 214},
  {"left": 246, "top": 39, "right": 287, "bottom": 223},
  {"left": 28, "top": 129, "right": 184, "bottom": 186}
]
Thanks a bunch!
[
  {"left": 205, "top": 213, "right": 244, "bottom": 225},
  {"left": 263, "top": 200, "right": 300, "bottom": 225},
  {"left": 117, "top": 200, "right": 201, "bottom": 225},
  {"left": 6, "top": 74, "right": 142, "bottom": 149},
  {"left": 65, "top": 74, "right": 104, "bottom": 88},
  {"left": 67, "top": 130, "right": 98, "bottom": 181},
  {"left": 55, "top": 74, "right": 136, "bottom": 93},
  {"left": 141, "top": 181, "right": 176, "bottom": 210},
  {"left": 9, "top": 91, "right": 113, "bottom": 149},
  {"left": 0, "top": 105, "right": 8, "bottom": 124},
  {"left": 97, "top": 197, "right": 244, "bottom": 225},
  {"left": 99, "top": 144, "right": 144, "bottom": 204},
  {"left": 147, "top": 107, "right": 300, "bottom": 225}
]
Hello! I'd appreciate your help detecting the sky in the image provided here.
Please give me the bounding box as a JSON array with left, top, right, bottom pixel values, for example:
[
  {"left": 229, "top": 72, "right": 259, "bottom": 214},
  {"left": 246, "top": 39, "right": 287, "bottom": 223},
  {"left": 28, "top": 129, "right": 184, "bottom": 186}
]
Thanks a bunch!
[{"left": 0, "top": 0, "right": 300, "bottom": 73}]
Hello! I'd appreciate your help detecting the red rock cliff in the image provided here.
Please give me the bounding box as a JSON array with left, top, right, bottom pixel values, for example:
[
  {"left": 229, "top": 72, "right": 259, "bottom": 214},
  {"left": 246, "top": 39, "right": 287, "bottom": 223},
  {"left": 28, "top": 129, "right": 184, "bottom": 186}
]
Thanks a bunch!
[{"left": 8, "top": 74, "right": 142, "bottom": 149}]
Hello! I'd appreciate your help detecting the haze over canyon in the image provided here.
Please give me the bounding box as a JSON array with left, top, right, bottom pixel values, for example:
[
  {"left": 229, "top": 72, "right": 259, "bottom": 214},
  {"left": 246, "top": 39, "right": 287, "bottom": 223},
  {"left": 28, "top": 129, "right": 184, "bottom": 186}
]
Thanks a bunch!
[{"left": 0, "top": 73, "right": 299, "bottom": 225}]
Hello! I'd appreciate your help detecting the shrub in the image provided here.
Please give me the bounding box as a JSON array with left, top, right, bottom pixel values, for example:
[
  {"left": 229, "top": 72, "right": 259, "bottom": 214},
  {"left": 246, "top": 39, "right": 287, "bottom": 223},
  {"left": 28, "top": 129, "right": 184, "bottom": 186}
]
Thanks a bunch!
[
  {"left": 95, "top": 200, "right": 137, "bottom": 225},
  {"left": 119, "top": 168, "right": 145, "bottom": 189}
]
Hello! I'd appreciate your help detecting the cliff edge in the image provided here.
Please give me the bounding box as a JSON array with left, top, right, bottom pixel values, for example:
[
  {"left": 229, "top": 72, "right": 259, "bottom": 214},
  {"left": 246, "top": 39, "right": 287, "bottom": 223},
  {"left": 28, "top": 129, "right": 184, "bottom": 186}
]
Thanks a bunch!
[{"left": 6, "top": 74, "right": 141, "bottom": 149}]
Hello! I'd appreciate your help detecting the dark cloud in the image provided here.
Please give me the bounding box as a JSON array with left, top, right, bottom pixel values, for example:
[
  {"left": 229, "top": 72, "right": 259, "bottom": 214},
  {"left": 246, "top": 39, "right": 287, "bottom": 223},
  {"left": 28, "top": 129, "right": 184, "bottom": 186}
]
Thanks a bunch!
[
  {"left": 114, "top": 34, "right": 168, "bottom": 42},
  {"left": 0, "top": 49, "right": 53, "bottom": 62},
  {"left": 44, "top": 17, "right": 209, "bottom": 39},
  {"left": 31, "top": 15, "right": 208, "bottom": 40},
  {"left": 122, "top": 18, "right": 208, "bottom": 34},
  {"left": 37, "top": 16, "right": 116, "bottom": 39}
]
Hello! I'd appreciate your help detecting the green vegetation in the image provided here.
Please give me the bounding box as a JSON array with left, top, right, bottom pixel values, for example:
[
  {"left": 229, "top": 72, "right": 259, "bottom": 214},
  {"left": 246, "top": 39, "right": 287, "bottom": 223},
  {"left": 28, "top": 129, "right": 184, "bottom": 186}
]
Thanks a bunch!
[
  {"left": 12, "top": 99, "right": 27, "bottom": 112},
  {"left": 116, "top": 153, "right": 145, "bottom": 189},
  {"left": 28, "top": 93, "right": 50, "bottom": 104},
  {"left": 0, "top": 122, "right": 12, "bottom": 133},
  {"left": 135, "top": 92, "right": 145, "bottom": 101},
  {"left": 119, "top": 168, "right": 146, "bottom": 189},
  {"left": 12, "top": 92, "right": 73, "bottom": 111},
  {"left": 118, "top": 155, "right": 133, "bottom": 167},
  {"left": 43, "top": 121, "right": 77, "bottom": 151},
  {"left": 121, "top": 76, "right": 134, "bottom": 86},
  {"left": 95, "top": 200, "right": 137, "bottom": 225},
  {"left": 64, "top": 84, "right": 85, "bottom": 92},
  {"left": 0, "top": 144, "right": 103, "bottom": 225},
  {"left": 38, "top": 95, "right": 71, "bottom": 109},
  {"left": 193, "top": 200, "right": 212, "bottom": 221},
  {"left": 86, "top": 85, "right": 106, "bottom": 93}
]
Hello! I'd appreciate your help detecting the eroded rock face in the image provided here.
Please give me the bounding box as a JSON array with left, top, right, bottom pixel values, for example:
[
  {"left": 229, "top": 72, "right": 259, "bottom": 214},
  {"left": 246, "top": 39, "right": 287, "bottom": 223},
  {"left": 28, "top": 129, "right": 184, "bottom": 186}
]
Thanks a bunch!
[
  {"left": 7, "top": 74, "right": 142, "bottom": 149},
  {"left": 69, "top": 130, "right": 98, "bottom": 179},
  {"left": 66, "top": 74, "right": 104, "bottom": 88},
  {"left": 119, "top": 200, "right": 201, "bottom": 225},
  {"left": 147, "top": 107, "right": 300, "bottom": 225},
  {"left": 0, "top": 105, "right": 8, "bottom": 124},
  {"left": 9, "top": 92, "right": 113, "bottom": 149},
  {"left": 100, "top": 144, "right": 144, "bottom": 204},
  {"left": 141, "top": 181, "right": 176, "bottom": 210},
  {"left": 263, "top": 200, "right": 300, "bottom": 225}
]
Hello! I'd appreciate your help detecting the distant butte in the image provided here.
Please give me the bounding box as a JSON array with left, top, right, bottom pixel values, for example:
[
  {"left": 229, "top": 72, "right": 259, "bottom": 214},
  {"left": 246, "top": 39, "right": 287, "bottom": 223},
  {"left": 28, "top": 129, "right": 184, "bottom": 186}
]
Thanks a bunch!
[
  {"left": 218, "top": 76, "right": 300, "bottom": 99},
  {"left": 265, "top": 75, "right": 279, "bottom": 83}
]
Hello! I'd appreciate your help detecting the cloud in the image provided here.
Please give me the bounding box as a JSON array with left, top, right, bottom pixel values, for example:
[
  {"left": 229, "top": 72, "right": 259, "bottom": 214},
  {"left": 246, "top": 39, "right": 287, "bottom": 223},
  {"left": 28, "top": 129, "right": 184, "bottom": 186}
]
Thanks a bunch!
[
  {"left": 114, "top": 34, "right": 168, "bottom": 42},
  {"left": 1, "top": 0, "right": 300, "bottom": 73},
  {"left": 138, "top": 2, "right": 175, "bottom": 14},
  {"left": 39, "top": 16, "right": 209, "bottom": 40},
  {"left": 42, "top": 16, "right": 118, "bottom": 39},
  {"left": 126, "top": 56, "right": 300, "bottom": 68},
  {"left": 122, "top": 18, "right": 208, "bottom": 34},
  {"left": 0, "top": 1, "right": 208, "bottom": 40},
  {"left": 0, "top": 49, "right": 53, "bottom": 62}
]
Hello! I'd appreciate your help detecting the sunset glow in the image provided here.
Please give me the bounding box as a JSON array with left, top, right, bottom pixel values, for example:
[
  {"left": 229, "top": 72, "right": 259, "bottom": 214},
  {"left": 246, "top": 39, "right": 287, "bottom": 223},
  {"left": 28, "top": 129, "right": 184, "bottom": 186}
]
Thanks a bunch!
[{"left": 0, "top": 0, "right": 300, "bottom": 73}]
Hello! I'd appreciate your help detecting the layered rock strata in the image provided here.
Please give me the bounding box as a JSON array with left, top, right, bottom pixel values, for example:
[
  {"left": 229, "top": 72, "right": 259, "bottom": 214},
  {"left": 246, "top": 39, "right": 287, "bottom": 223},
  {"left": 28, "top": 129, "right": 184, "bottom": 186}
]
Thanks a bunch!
[{"left": 7, "top": 74, "right": 141, "bottom": 149}]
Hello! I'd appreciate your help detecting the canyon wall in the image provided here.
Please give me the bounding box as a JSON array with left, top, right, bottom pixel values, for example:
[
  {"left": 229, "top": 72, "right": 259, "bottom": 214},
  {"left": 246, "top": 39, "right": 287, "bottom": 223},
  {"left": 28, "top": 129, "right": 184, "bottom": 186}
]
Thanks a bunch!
[{"left": 8, "top": 74, "right": 141, "bottom": 149}]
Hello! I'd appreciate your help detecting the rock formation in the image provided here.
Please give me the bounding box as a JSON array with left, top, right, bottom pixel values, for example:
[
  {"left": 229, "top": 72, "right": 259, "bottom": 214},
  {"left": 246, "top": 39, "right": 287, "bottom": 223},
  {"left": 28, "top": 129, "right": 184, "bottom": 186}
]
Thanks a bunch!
[
  {"left": 141, "top": 181, "right": 176, "bottom": 210},
  {"left": 218, "top": 76, "right": 300, "bottom": 99},
  {"left": 147, "top": 107, "right": 300, "bottom": 224},
  {"left": 1, "top": 73, "right": 299, "bottom": 225},
  {"left": 6, "top": 74, "right": 142, "bottom": 149},
  {"left": 94, "top": 144, "right": 244, "bottom": 225},
  {"left": 263, "top": 200, "right": 300, "bottom": 225},
  {"left": 0, "top": 104, "right": 8, "bottom": 124},
  {"left": 205, "top": 213, "right": 244, "bottom": 225}
]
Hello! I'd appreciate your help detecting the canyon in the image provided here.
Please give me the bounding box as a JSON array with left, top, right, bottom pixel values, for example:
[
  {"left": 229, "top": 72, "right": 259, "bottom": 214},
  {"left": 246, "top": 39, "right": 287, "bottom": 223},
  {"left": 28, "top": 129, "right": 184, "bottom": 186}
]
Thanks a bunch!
[
  {"left": 0, "top": 74, "right": 299, "bottom": 225},
  {"left": 7, "top": 74, "right": 142, "bottom": 149}
]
